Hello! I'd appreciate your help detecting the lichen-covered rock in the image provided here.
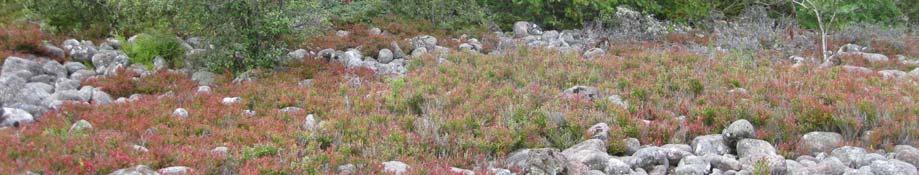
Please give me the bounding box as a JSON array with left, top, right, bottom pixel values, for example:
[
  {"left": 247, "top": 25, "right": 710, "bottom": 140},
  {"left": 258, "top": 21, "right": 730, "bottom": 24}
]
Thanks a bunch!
[
  {"left": 382, "top": 161, "right": 410, "bottom": 175},
  {"left": 722, "top": 119, "right": 755, "bottom": 148},
  {"left": 800, "top": 131, "right": 843, "bottom": 155},
  {"left": 736, "top": 139, "right": 776, "bottom": 158},
  {"left": 893, "top": 145, "right": 919, "bottom": 168},
  {"left": 831, "top": 146, "right": 868, "bottom": 168},
  {"left": 562, "top": 86, "right": 601, "bottom": 100},
  {"left": 692, "top": 134, "right": 731, "bottom": 156},
  {"left": 69, "top": 119, "right": 93, "bottom": 132},
  {"left": 869, "top": 159, "right": 917, "bottom": 175},
  {"left": 506, "top": 148, "right": 571, "bottom": 174},
  {"left": 1, "top": 107, "right": 34, "bottom": 127}
]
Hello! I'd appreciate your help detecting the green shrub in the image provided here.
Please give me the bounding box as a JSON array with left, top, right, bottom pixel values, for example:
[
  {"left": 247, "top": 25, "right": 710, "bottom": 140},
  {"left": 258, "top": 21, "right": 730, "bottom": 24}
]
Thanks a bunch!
[
  {"left": 179, "top": 0, "right": 292, "bottom": 73},
  {"left": 122, "top": 32, "right": 186, "bottom": 69},
  {"left": 795, "top": 0, "right": 905, "bottom": 30}
]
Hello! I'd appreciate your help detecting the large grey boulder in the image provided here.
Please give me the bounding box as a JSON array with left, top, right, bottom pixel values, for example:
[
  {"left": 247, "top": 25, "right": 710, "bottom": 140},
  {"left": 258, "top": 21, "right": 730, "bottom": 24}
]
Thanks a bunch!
[
  {"left": 810, "top": 157, "right": 847, "bottom": 175},
  {"left": 869, "top": 159, "right": 917, "bottom": 175},
  {"left": 633, "top": 146, "right": 669, "bottom": 168},
  {"left": 382, "top": 161, "right": 409, "bottom": 175},
  {"left": 63, "top": 61, "right": 87, "bottom": 74},
  {"left": 411, "top": 35, "right": 438, "bottom": 51},
  {"left": 191, "top": 71, "right": 217, "bottom": 86},
  {"left": 831, "top": 146, "right": 868, "bottom": 168},
  {"left": 738, "top": 153, "right": 786, "bottom": 174},
  {"left": 2, "top": 57, "right": 41, "bottom": 79},
  {"left": 800, "top": 131, "right": 843, "bottom": 155},
  {"left": 722, "top": 119, "right": 755, "bottom": 147},
  {"left": 337, "top": 164, "right": 356, "bottom": 175},
  {"left": 563, "top": 139, "right": 611, "bottom": 170},
  {"left": 20, "top": 83, "right": 52, "bottom": 105},
  {"left": 692, "top": 134, "right": 731, "bottom": 156},
  {"left": 513, "top": 21, "right": 542, "bottom": 38},
  {"left": 283, "top": 49, "right": 308, "bottom": 64},
  {"left": 90, "top": 87, "right": 113, "bottom": 104},
  {"left": 703, "top": 154, "right": 741, "bottom": 171},
  {"left": 51, "top": 90, "right": 88, "bottom": 102},
  {"left": 624, "top": 138, "right": 641, "bottom": 155},
  {"left": 91, "top": 50, "right": 129, "bottom": 76},
  {"left": 562, "top": 86, "right": 601, "bottom": 100},
  {"left": 44, "top": 44, "right": 65, "bottom": 59},
  {"left": 674, "top": 156, "right": 711, "bottom": 175},
  {"left": 42, "top": 61, "right": 68, "bottom": 78},
  {"left": 70, "top": 69, "right": 96, "bottom": 81},
  {"left": 0, "top": 76, "right": 27, "bottom": 105},
  {"left": 378, "top": 49, "right": 394, "bottom": 64},
  {"left": 605, "top": 158, "right": 632, "bottom": 174},
  {"left": 587, "top": 123, "right": 610, "bottom": 140},
  {"left": 893, "top": 145, "right": 919, "bottom": 168},
  {"left": 661, "top": 144, "right": 694, "bottom": 165},
  {"left": 736, "top": 139, "right": 776, "bottom": 158},
  {"left": 1, "top": 107, "right": 34, "bottom": 127},
  {"left": 506, "top": 148, "right": 571, "bottom": 174},
  {"left": 108, "top": 165, "right": 159, "bottom": 175},
  {"left": 55, "top": 78, "right": 82, "bottom": 92}
]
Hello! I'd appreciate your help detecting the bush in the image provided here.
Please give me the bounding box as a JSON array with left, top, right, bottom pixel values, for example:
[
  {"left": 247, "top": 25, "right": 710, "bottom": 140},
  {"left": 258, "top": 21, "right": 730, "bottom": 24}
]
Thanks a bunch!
[
  {"left": 179, "top": 0, "right": 293, "bottom": 73},
  {"left": 23, "top": 0, "right": 114, "bottom": 38},
  {"left": 795, "top": 0, "right": 905, "bottom": 30},
  {"left": 122, "top": 32, "right": 186, "bottom": 69},
  {"left": 0, "top": 22, "right": 55, "bottom": 60}
]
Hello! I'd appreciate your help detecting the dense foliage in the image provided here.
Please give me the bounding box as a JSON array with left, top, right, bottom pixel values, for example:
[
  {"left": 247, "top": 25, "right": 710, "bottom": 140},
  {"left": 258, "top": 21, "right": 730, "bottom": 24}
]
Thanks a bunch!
[{"left": 122, "top": 31, "right": 186, "bottom": 69}]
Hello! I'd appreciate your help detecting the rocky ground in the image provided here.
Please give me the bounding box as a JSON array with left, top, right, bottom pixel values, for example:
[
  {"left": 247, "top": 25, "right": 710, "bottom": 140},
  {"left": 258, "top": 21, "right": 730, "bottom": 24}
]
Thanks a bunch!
[{"left": 2, "top": 17, "right": 919, "bottom": 174}]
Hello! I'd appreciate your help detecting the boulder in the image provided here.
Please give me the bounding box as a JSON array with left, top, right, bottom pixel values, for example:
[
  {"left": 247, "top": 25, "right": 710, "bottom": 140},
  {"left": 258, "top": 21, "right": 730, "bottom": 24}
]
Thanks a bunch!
[
  {"left": 722, "top": 119, "right": 755, "bottom": 148},
  {"left": 303, "top": 114, "right": 319, "bottom": 131},
  {"left": 390, "top": 41, "right": 406, "bottom": 60},
  {"left": 563, "top": 86, "right": 601, "bottom": 100},
  {"left": 800, "top": 131, "right": 843, "bottom": 155},
  {"left": 157, "top": 166, "right": 192, "bottom": 175},
  {"left": 625, "top": 138, "right": 641, "bottom": 155},
  {"left": 703, "top": 155, "right": 741, "bottom": 171},
  {"left": 221, "top": 97, "right": 240, "bottom": 105},
  {"left": 606, "top": 158, "right": 632, "bottom": 174},
  {"left": 869, "top": 159, "right": 917, "bottom": 175},
  {"left": 42, "top": 61, "right": 68, "bottom": 78},
  {"left": 585, "top": 123, "right": 610, "bottom": 141},
  {"left": 810, "top": 157, "right": 847, "bottom": 175},
  {"left": 506, "top": 148, "right": 571, "bottom": 174},
  {"left": 692, "top": 134, "right": 731, "bottom": 156},
  {"left": 879, "top": 70, "right": 908, "bottom": 79},
  {"left": 831, "top": 146, "right": 868, "bottom": 168},
  {"left": 633, "top": 146, "right": 669, "bottom": 168},
  {"left": 283, "top": 49, "right": 308, "bottom": 63},
  {"left": 378, "top": 49, "right": 394, "bottom": 64},
  {"left": 449, "top": 167, "right": 474, "bottom": 175},
  {"left": 1, "top": 107, "right": 34, "bottom": 127},
  {"left": 63, "top": 61, "right": 87, "bottom": 74},
  {"left": 69, "top": 119, "right": 93, "bottom": 132},
  {"left": 513, "top": 21, "right": 532, "bottom": 38},
  {"left": 411, "top": 35, "right": 438, "bottom": 51},
  {"left": 736, "top": 139, "right": 776, "bottom": 158},
  {"left": 337, "top": 164, "right": 356, "bottom": 175},
  {"left": 191, "top": 71, "right": 217, "bottom": 86},
  {"left": 55, "top": 78, "right": 81, "bottom": 92},
  {"left": 70, "top": 69, "right": 96, "bottom": 81},
  {"left": 584, "top": 48, "right": 606, "bottom": 59},
  {"left": 173, "top": 108, "right": 189, "bottom": 118},
  {"left": 739, "top": 153, "right": 786, "bottom": 174},
  {"left": 382, "top": 161, "right": 409, "bottom": 175},
  {"left": 108, "top": 165, "right": 158, "bottom": 175},
  {"left": 563, "top": 139, "right": 611, "bottom": 170},
  {"left": 607, "top": 95, "right": 629, "bottom": 108},
  {"left": 44, "top": 44, "right": 66, "bottom": 59},
  {"left": 893, "top": 145, "right": 919, "bottom": 168},
  {"left": 2, "top": 57, "right": 41, "bottom": 79}
]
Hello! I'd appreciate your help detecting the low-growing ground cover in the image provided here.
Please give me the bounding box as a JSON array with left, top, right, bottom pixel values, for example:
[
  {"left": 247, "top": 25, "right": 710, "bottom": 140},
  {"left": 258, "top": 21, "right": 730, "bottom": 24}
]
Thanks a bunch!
[{"left": 2, "top": 41, "right": 917, "bottom": 173}]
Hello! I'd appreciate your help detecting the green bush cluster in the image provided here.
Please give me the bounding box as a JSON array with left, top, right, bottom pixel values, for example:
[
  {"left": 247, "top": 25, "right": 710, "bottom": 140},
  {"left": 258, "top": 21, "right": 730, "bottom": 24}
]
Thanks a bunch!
[{"left": 122, "top": 32, "right": 186, "bottom": 69}]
